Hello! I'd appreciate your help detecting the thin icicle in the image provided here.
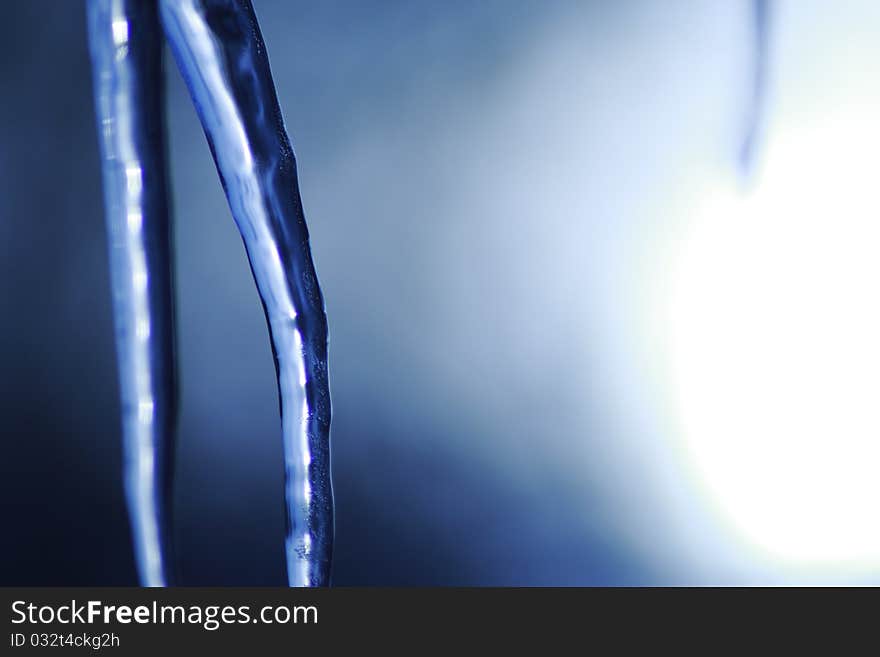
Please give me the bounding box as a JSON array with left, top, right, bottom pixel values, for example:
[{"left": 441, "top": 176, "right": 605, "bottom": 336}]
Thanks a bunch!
[
  {"left": 86, "top": 0, "right": 178, "bottom": 587},
  {"left": 159, "top": 0, "right": 333, "bottom": 586},
  {"left": 740, "top": 0, "right": 771, "bottom": 179}
]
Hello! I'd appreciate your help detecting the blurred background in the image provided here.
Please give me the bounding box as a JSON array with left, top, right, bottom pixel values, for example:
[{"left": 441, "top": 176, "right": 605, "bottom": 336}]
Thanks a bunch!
[{"left": 3, "top": 0, "right": 880, "bottom": 585}]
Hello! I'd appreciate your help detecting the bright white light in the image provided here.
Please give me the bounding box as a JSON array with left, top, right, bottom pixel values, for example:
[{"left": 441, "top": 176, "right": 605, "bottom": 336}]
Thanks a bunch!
[
  {"left": 137, "top": 398, "right": 155, "bottom": 426},
  {"left": 135, "top": 318, "right": 151, "bottom": 341},
  {"left": 111, "top": 19, "right": 129, "bottom": 47},
  {"left": 667, "top": 108, "right": 880, "bottom": 567},
  {"left": 125, "top": 164, "right": 143, "bottom": 197},
  {"left": 127, "top": 211, "right": 143, "bottom": 234}
]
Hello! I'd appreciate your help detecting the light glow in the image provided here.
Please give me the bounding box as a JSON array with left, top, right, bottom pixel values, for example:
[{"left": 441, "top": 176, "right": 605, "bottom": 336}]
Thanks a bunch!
[{"left": 667, "top": 108, "right": 880, "bottom": 567}]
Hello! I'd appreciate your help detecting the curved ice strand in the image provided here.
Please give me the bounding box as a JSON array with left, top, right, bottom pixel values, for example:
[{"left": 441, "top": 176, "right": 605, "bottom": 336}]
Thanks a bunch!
[
  {"left": 158, "top": 0, "right": 333, "bottom": 586},
  {"left": 740, "top": 0, "right": 771, "bottom": 178},
  {"left": 87, "top": 0, "right": 178, "bottom": 586}
]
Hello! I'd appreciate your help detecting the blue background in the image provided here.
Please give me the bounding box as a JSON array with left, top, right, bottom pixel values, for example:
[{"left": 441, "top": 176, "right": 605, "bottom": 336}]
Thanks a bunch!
[{"left": 4, "top": 0, "right": 867, "bottom": 585}]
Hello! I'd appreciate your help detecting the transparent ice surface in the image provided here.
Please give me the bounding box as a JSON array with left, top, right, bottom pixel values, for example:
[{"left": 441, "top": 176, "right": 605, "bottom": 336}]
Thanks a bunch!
[{"left": 88, "top": 0, "right": 333, "bottom": 586}]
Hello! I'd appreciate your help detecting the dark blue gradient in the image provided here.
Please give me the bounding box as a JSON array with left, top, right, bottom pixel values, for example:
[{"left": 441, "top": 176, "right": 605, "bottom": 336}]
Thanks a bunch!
[{"left": 9, "top": 0, "right": 866, "bottom": 586}]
